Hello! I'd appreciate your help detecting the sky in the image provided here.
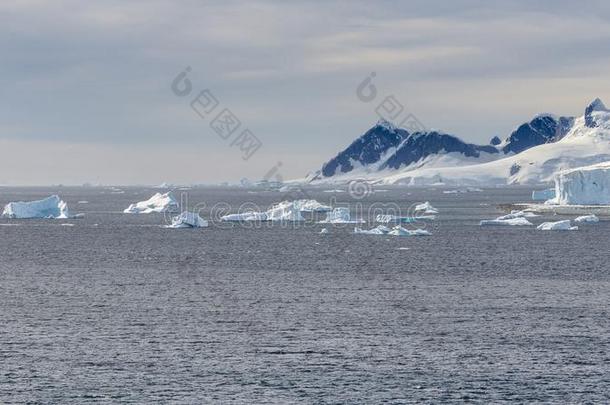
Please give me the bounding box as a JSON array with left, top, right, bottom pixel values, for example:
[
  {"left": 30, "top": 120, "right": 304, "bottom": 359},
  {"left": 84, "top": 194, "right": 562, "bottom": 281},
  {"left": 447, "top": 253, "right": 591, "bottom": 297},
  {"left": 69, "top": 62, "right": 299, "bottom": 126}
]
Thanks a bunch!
[{"left": 1, "top": 0, "right": 610, "bottom": 185}]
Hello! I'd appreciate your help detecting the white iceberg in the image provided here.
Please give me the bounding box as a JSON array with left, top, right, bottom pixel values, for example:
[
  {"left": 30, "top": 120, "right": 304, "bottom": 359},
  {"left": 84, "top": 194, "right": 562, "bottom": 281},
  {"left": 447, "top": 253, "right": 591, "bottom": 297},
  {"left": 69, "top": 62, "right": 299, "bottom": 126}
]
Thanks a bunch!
[
  {"left": 574, "top": 214, "right": 600, "bottom": 223},
  {"left": 124, "top": 192, "right": 179, "bottom": 214},
  {"left": 319, "top": 228, "right": 329, "bottom": 234},
  {"left": 536, "top": 220, "right": 578, "bottom": 231},
  {"left": 221, "top": 211, "right": 268, "bottom": 221},
  {"left": 2, "top": 195, "right": 70, "bottom": 219},
  {"left": 354, "top": 225, "right": 392, "bottom": 235},
  {"left": 319, "top": 207, "right": 364, "bottom": 224},
  {"left": 354, "top": 225, "right": 430, "bottom": 236},
  {"left": 220, "top": 201, "right": 304, "bottom": 222},
  {"left": 165, "top": 211, "right": 209, "bottom": 228},
  {"left": 496, "top": 210, "right": 539, "bottom": 220},
  {"left": 480, "top": 217, "right": 533, "bottom": 226},
  {"left": 265, "top": 201, "right": 305, "bottom": 221},
  {"left": 532, "top": 188, "right": 556, "bottom": 201},
  {"left": 414, "top": 201, "right": 439, "bottom": 214},
  {"left": 552, "top": 161, "right": 610, "bottom": 205}
]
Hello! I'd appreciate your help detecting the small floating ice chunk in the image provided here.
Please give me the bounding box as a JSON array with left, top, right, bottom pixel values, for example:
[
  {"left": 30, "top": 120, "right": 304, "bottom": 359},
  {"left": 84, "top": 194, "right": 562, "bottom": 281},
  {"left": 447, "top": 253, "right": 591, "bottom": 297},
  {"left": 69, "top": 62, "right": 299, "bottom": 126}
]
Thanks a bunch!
[
  {"left": 496, "top": 210, "right": 539, "bottom": 221},
  {"left": 480, "top": 217, "right": 533, "bottom": 226},
  {"left": 166, "top": 211, "right": 209, "bottom": 228},
  {"left": 124, "top": 192, "right": 179, "bottom": 214},
  {"left": 221, "top": 211, "right": 268, "bottom": 221},
  {"left": 354, "top": 225, "right": 391, "bottom": 235},
  {"left": 536, "top": 220, "right": 578, "bottom": 231},
  {"left": 414, "top": 201, "right": 439, "bottom": 214},
  {"left": 574, "top": 214, "right": 600, "bottom": 223},
  {"left": 376, "top": 214, "right": 416, "bottom": 224},
  {"left": 319, "top": 228, "right": 329, "bottom": 234},
  {"left": 2, "top": 195, "right": 70, "bottom": 219},
  {"left": 319, "top": 207, "right": 364, "bottom": 224},
  {"left": 388, "top": 226, "right": 431, "bottom": 236},
  {"left": 355, "top": 225, "right": 430, "bottom": 236}
]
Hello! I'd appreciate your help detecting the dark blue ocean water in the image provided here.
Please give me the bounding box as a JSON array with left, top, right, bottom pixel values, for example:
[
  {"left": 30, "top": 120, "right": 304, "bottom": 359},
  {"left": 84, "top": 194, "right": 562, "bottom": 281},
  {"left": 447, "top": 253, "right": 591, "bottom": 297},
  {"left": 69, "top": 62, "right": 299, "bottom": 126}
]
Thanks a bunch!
[{"left": 1, "top": 186, "right": 609, "bottom": 403}]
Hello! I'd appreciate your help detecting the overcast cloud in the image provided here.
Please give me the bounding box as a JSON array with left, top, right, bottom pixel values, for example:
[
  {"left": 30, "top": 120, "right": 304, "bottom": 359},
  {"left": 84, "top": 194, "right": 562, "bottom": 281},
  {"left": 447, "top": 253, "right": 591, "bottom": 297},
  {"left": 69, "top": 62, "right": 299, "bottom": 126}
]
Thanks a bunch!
[{"left": 2, "top": 0, "right": 610, "bottom": 185}]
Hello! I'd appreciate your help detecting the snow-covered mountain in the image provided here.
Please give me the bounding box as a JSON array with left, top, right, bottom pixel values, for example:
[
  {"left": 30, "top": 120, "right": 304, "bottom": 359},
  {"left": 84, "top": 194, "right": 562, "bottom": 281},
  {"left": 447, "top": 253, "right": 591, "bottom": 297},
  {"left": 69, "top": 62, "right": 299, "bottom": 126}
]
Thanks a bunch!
[
  {"left": 320, "top": 120, "right": 408, "bottom": 177},
  {"left": 310, "top": 99, "right": 610, "bottom": 186},
  {"left": 500, "top": 114, "right": 574, "bottom": 154}
]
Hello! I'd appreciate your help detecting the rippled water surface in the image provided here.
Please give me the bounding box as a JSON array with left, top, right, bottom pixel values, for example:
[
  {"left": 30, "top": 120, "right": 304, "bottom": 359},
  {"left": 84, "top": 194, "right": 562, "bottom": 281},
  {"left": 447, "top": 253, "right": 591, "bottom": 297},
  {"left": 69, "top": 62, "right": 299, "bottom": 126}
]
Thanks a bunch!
[{"left": 1, "top": 186, "right": 609, "bottom": 403}]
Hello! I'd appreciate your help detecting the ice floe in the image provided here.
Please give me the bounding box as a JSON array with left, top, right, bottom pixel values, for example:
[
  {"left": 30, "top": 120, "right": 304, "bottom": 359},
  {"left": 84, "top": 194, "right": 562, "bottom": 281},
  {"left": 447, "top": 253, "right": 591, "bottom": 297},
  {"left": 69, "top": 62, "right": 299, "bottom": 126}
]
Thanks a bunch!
[
  {"left": 574, "top": 214, "right": 600, "bottom": 223},
  {"left": 536, "top": 220, "right": 578, "bottom": 231},
  {"left": 319, "top": 228, "right": 329, "bottom": 234},
  {"left": 124, "top": 192, "right": 179, "bottom": 214},
  {"left": 319, "top": 207, "right": 364, "bottom": 224},
  {"left": 165, "top": 211, "right": 209, "bottom": 228},
  {"left": 2, "top": 195, "right": 70, "bottom": 219}
]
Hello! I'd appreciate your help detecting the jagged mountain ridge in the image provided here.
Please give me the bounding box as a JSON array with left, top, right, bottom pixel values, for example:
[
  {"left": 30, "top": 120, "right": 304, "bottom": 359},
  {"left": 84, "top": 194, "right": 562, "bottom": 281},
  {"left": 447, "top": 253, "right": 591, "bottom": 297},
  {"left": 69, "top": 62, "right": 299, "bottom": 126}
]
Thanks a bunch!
[
  {"left": 311, "top": 99, "right": 610, "bottom": 186},
  {"left": 318, "top": 104, "right": 587, "bottom": 179}
]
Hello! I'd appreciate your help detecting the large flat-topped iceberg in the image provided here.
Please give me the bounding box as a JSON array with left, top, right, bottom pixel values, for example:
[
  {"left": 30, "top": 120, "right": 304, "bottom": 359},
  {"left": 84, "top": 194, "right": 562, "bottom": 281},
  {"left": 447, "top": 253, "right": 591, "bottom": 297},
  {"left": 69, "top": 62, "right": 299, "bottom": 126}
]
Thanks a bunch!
[
  {"left": 552, "top": 162, "right": 610, "bottom": 205},
  {"left": 2, "top": 195, "right": 70, "bottom": 219},
  {"left": 124, "top": 192, "right": 179, "bottom": 214}
]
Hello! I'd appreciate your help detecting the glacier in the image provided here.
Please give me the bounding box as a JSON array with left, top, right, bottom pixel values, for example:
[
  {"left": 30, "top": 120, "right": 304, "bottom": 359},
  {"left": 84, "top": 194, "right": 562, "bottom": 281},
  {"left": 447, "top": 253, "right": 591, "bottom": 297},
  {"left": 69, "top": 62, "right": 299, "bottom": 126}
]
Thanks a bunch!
[
  {"left": 2, "top": 195, "right": 70, "bottom": 219},
  {"left": 124, "top": 192, "right": 179, "bottom": 214}
]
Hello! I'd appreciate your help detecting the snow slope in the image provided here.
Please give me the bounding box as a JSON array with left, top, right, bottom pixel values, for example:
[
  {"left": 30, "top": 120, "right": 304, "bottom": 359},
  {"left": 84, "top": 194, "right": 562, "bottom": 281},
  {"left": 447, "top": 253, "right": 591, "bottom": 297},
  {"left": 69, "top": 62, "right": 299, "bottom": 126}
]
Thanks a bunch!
[{"left": 309, "top": 99, "right": 610, "bottom": 186}]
